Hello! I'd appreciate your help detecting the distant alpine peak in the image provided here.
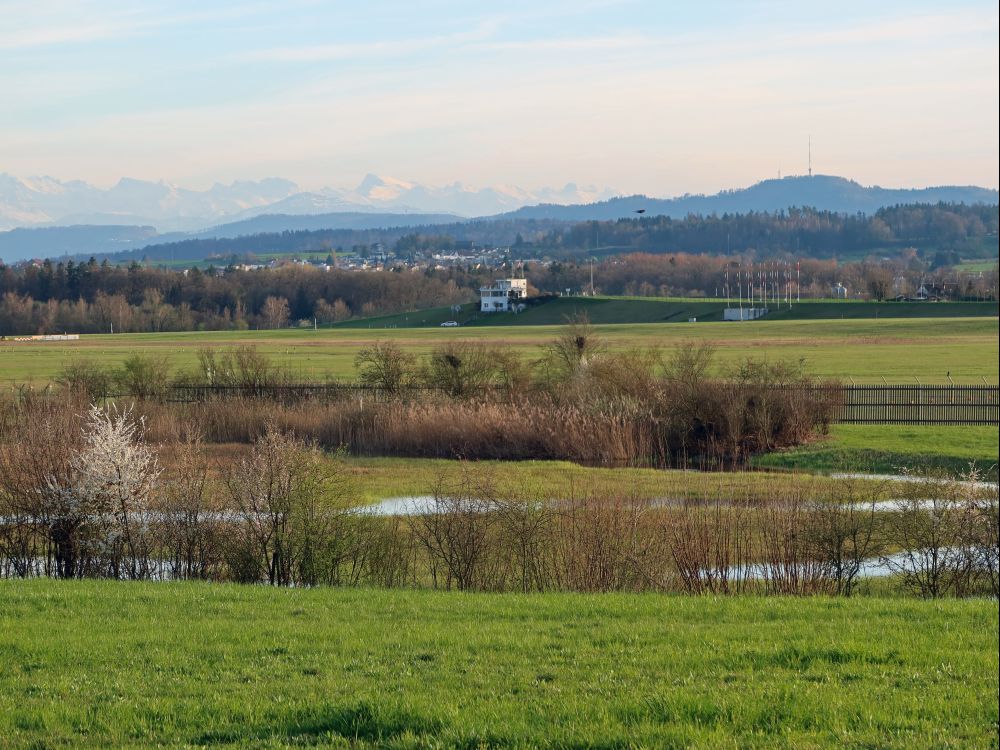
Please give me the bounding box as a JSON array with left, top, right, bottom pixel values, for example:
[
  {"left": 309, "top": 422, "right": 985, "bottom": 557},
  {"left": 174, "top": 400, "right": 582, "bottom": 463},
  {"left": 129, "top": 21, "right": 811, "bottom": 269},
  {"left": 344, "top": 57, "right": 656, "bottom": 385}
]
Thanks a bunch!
[
  {"left": 0, "top": 171, "right": 621, "bottom": 231},
  {"left": 3, "top": 171, "right": 994, "bottom": 234},
  {"left": 353, "top": 173, "right": 415, "bottom": 202}
]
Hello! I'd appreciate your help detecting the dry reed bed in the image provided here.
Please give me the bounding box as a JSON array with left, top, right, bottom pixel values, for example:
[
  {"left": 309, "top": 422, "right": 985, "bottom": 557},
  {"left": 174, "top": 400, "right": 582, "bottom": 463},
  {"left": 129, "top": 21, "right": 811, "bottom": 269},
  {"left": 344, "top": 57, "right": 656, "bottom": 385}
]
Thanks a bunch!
[{"left": 136, "top": 385, "right": 832, "bottom": 469}]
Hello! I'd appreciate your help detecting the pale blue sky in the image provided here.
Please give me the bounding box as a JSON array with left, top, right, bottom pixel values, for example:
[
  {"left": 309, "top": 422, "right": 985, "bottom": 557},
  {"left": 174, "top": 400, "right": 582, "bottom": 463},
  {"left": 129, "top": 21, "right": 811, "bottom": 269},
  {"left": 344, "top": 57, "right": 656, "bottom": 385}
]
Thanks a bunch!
[{"left": 2, "top": 0, "right": 997, "bottom": 194}]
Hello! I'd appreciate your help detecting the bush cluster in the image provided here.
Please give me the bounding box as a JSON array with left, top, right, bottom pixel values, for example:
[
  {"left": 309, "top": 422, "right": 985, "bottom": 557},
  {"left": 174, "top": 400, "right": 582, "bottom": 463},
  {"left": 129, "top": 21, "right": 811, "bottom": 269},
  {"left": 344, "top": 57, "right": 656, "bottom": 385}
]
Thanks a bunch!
[{"left": 1, "top": 396, "right": 996, "bottom": 598}]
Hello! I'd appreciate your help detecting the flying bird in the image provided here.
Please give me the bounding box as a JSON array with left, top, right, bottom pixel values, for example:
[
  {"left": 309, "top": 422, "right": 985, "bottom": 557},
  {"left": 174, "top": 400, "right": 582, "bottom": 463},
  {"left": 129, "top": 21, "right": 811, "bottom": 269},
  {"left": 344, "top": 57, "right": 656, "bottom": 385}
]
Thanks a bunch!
[{"left": 634, "top": 209, "right": 646, "bottom": 214}]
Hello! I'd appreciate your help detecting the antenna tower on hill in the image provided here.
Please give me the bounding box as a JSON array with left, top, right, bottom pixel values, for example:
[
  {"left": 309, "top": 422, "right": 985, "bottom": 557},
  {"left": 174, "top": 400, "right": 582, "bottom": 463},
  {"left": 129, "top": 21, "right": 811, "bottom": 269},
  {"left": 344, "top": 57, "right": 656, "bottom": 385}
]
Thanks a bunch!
[{"left": 808, "top": 135, "right": 812, "bottom": 177}]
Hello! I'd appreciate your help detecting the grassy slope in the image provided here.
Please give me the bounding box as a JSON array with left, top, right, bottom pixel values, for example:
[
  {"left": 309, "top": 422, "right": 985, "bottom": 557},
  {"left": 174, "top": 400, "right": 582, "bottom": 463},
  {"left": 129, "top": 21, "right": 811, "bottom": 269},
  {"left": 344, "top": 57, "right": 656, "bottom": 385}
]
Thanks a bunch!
[
  {"left": 1, "top": 581, "right": 996, "bottom": 749},
  {"left": 333, "top": 296, "right": 999, "bottom": 328},
  {"left": 2, "top": 316, "right": 997, "bottom": 385},
  {"left": 956, "top": 259, "right": 999, "bottom": 273},
  {"left": 754, "top": 424, "right": 1000, "bottom": 477}
]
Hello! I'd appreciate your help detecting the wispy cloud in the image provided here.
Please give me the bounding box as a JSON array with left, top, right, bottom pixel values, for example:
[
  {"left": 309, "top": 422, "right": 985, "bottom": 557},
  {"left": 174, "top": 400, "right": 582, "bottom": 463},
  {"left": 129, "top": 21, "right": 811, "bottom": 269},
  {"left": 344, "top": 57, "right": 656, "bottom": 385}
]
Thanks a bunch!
[
  {"left": 0, "top": 1, "right": 304, "bottom": 51},
  {"left": 0, "top": 19, "right": 137, "bottom": 51},
  {"left": 0, "top": 0, "right": 995, "bottom": 192},
  {"left": 238, "top": 19, "right": 502, "bottom": 63},
  {"left": 472, "top": 34, "right": 654, "bottom": 53}
]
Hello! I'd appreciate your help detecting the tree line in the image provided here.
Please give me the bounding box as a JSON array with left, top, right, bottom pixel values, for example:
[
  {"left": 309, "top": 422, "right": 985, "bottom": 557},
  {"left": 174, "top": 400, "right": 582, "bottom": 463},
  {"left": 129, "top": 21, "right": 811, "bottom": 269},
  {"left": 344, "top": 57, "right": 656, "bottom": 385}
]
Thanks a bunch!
[
  {"left": 539, "top": 203, "right": 997, "bottom": 258},
  {"left": 1, "top": 242, "right": 996, "bottom": 336},
  {"left": 0, "top": 260, "right": 478, "bottom": 335}
]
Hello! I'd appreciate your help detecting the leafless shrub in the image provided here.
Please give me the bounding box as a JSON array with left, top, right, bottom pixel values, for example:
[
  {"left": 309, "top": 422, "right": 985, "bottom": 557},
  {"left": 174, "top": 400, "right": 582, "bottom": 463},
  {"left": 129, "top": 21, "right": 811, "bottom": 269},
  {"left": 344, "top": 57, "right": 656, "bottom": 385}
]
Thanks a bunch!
[
  {"left": 114, "top": 353, "right": 171, "bottom": 401},
  {"left": 348, "top": 515, "right": 418, "bottom": 588},
  {"left": 224, "top": 426, "right": 353, "bottom": 585},
  {"left": 964, "top": 472, "right": 999, "bottom": 597},
  {"left": 759, "top": 489, "right": 835, "bottom": 595},
  {"left": 805, "top": 478, "right": 887, "bottom": 596},
  {"left": 492, "top": 494, "right": 557, "bottom": 592},
  {"left": 420, "top": 342, "right": 497, "bottom": 399},
  {"left": 411, "top": 471, "right": 499, "bottom": 590},
  {"left": 537, "top": 313, "right": 606, "bottom": 388},
  {"left": 951, "top": 466, "right": 999, "bottom": 597},
  {"left": 551, "top": 492, "right": 666, "bottom": 592},
  {"left": 666, "top": 495, "right": 755, "bottom": 595},
  {"left": 55, "top": 359, "right": 114, "bottom": 402},
  {"left": 156, "top": 427, "right": 223, "bottom": 580},
  {"left": 881, "top": 469, "right": 980, "bottom": 598}
]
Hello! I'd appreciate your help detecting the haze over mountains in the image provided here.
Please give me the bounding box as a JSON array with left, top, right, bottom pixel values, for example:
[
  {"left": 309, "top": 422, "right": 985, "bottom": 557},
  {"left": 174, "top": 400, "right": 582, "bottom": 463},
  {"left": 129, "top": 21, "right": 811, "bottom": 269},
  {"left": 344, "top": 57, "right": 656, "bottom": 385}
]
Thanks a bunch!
[
  {"left": 0, "top": 172, "right": 616, "bottom": 233},
  {"left": 0, "top": 173, "right": 996, "bottom": 263}
]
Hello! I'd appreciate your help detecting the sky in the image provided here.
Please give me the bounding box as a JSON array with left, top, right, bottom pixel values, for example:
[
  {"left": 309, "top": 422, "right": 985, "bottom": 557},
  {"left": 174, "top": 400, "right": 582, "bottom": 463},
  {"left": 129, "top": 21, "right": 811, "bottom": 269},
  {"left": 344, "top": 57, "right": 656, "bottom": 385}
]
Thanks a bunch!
[{"left": 1, "top": 0, "right": 998, "bottom": 195}]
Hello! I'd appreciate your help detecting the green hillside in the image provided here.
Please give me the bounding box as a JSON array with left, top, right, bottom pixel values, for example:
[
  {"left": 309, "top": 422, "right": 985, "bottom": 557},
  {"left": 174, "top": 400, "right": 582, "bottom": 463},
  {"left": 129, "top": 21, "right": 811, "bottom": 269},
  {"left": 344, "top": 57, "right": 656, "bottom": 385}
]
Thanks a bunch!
[{"left": 332, "top": 296, "right": 999, "bottom": 329}]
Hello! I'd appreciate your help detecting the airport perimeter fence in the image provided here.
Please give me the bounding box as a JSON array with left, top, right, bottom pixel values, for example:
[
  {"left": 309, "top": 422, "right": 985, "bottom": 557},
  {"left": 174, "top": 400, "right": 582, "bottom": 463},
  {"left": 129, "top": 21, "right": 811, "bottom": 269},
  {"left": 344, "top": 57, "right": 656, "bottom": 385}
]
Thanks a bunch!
[{"left": 831, "top": 384, "right": 999, "bottom": 425}]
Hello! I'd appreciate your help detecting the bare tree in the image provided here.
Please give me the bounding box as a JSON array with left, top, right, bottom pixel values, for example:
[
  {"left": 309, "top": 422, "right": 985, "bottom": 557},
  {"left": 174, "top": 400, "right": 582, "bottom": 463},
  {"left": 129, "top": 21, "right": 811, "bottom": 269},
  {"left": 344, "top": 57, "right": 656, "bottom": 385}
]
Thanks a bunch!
[
  {"left": 314, "top": 298, "right": 351, "bottom": 323},
  {"left": 539, "top": 313, "right": 605, "bottom": 386},
  {"left": 354, "top": 341, "right": 416, "bottom": 395},
  {"left": 422, "top": 342, "right": 497, "bottom": 398},
  {"left": 261, "top": 296, "right": 290, "bottom": 330},
  {"left": 0, "top": 398, "right": 86, "bottom": 577}
]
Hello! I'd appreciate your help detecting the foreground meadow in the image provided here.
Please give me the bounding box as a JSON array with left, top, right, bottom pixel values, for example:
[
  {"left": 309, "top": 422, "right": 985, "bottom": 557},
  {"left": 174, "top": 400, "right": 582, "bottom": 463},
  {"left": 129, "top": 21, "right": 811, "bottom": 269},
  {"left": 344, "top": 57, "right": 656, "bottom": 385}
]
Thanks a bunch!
[
  {"left": 1, "top": 580, "right": 996, "bottom": 749},
  {"left": 2, "top": 316, "right": 997, "bottom": 384}
]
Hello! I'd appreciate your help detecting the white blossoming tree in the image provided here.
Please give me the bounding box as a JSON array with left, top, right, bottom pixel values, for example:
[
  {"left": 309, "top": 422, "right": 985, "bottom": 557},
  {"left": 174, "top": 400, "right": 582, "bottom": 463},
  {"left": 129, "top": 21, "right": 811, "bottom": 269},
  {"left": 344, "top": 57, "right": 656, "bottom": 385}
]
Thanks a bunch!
[{"left": 60, "top": 405, "right": 160, "bottom": 578}]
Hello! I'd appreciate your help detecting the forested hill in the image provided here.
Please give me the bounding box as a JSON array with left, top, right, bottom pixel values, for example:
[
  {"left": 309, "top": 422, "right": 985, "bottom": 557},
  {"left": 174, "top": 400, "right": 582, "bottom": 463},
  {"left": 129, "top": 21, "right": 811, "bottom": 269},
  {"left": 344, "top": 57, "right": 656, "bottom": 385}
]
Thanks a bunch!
[
  {"left": 0, "top": 212, "right": 462, "bottom": 263},
  {"left": 94, "top": 202, "right": 998, "bottom": 264},
  {"left": 499, "top": 175, "right": 999, "bottom": 221}
]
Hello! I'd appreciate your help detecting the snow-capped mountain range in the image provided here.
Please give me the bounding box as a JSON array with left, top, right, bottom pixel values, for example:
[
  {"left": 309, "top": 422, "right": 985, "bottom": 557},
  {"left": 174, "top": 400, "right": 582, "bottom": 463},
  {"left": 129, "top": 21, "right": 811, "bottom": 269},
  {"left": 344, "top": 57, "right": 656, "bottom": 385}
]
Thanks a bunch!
[{"left": 0, "top": 172, "right": 617, "bottom": 232}]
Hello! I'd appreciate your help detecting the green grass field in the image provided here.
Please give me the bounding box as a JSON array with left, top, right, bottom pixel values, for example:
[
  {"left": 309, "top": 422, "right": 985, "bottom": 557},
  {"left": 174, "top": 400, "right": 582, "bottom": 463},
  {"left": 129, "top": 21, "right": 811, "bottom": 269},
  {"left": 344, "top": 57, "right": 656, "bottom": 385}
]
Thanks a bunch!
[
  {"left": 2, "top": 316, "right": 997, "bottom": 385},
  {"left": 754, "top": 425, "right": 1000, "bottom": 478},
  {"left": 186, "top": 429, "right": 992, "bottom": 505},
  {"left": 1, "top": 581, "right": 995, "bottom": 749},
  {"left": 956, "top": 259, "right": 999, "bottom": 273},
  {"left": 305, "top": 455, "right": 884, "bottom": 505}
]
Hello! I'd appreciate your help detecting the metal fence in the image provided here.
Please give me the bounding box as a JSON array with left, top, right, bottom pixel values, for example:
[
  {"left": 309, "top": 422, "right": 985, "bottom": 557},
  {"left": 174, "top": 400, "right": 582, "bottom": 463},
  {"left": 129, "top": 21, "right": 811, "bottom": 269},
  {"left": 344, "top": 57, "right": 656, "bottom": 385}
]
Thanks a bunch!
[
  {"left": 160, "top": 382, "right": 1000, "bottom": 426},
  {"left": 833, "top": 384, "right": 999, "bottom": 425}
]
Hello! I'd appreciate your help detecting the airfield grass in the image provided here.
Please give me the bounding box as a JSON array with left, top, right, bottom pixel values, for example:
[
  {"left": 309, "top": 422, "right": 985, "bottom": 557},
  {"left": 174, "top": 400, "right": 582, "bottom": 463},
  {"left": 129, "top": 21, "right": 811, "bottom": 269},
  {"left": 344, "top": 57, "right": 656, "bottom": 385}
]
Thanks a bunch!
[
  {"left": 1, "top": 581, "right": 996, "bottom": 750},
  {"left": 336, "top": 296, "right": 999, "bottom": 328},
  {"left": 753, "top": 424, "right": 1000, "bottom": 478},
  {"left": 2, "top": 316, "right": 997, "bottom": 385}
]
